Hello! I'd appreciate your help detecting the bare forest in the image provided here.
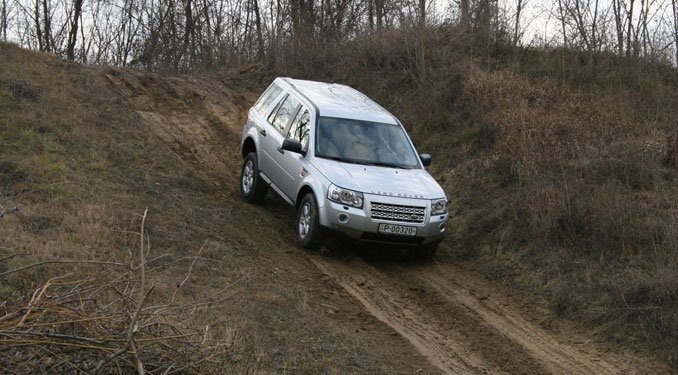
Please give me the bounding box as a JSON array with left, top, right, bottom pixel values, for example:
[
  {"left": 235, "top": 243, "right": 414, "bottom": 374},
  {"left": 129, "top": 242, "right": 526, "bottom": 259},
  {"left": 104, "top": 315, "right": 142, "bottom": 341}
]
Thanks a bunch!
[{"left": 1, "top": 0, "right": 678, "bottom": 70}]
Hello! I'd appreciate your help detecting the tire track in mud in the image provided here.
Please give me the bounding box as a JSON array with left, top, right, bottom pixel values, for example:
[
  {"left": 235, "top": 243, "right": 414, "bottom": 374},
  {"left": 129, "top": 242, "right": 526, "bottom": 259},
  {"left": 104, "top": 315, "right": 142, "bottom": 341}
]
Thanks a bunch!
[
  {"left": 311, "top": 256, "right": 497, "bottom": 374},
  {"left": 107, "top": 69, "right": 661, "bottom": 374},
  {"left": 398, "top": 264, "right": 624, "bottom": 375},
  {"left": 311, "top": 255, "right": 637, "bottom": 375}
]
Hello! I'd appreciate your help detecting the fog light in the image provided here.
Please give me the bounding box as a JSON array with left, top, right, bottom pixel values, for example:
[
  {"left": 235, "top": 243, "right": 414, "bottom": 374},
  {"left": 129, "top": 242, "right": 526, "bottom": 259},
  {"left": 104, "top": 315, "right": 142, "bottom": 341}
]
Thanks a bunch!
[
  {"left": 337, "top": 213, "right": 350, "bottom": 224},
  {"left": 439, "top": 223, "right": 446, "bottom": 233}
]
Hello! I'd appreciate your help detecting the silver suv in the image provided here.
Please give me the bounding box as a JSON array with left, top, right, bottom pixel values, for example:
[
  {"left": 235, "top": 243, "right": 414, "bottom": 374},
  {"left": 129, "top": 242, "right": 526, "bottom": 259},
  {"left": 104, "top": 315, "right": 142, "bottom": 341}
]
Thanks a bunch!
[{"left": 239, "top": 78, "right": 448, "bottom": 257}]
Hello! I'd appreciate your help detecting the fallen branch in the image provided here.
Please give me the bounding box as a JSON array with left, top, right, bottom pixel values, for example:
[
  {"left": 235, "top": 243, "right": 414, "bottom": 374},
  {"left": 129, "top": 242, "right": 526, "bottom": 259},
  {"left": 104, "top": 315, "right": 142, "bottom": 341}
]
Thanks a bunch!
[
  {"left": 171, "top": 240, "right": 207, "bottom": 302},
  {"left": 19, "top": 273, "right": 73, "bottom": 326},
  {"left": 0, "top": 208, "right": 233, "bottom": 373},
  {"left": 0, "top": 260, "right": 125, "bottom": 278},
  {"left": 0, "top": 253, "right": 19, "bottom": 263}
]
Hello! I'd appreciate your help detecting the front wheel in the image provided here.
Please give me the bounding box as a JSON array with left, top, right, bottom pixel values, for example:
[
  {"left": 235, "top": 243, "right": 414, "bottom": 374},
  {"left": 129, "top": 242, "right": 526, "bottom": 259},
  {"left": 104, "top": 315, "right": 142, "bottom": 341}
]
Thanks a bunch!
[
  {"left": 240, "top": 152, "right": 268, "bottom": 203},
  {"left": 295, "top": 193, "right": 324, "bottom": 250}
]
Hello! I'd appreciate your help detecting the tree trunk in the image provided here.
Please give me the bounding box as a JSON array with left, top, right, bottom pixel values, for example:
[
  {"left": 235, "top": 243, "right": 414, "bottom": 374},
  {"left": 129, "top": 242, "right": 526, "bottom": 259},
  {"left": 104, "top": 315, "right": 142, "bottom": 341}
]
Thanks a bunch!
[
  {"left": 513, "top": 0, "right": 523, "bottom": 45},
  {"left": 612, "top": 0, "right": 624, "bottom": 54},
  {"left": 252, "top": 0, "right": 264, "bottom": 58},
  {"left": 673, "top": 0, "right": 678, "bottom": 64},
  {"left": 66, "top": 0, "right": 84, "bottom": 60},
  {"left": 557, "top": 0, "right": 568, "bottom": 46},
  {"left": 626, "top": 0, "right": 635, "bottom": 56},
  {"left": 182, "top": 0, "right": 194, "bottom": 66},
  {"left": 41, "top": 0, "right": 51, "bottom": 52},
  {"left": 571, "top": 0, "right": 590, "bottom": 50},
  {"left": 1, "top": 0, "right": 7, "bottom": 41},
  {"left": 34, "top": 0, "right": 43, "bottom": 50},
  {"left": 460, "top": 0, "right": 469, "bottom": 31},
  {"left": 591, "top": 0, "right": 599, "bottom": 50}
]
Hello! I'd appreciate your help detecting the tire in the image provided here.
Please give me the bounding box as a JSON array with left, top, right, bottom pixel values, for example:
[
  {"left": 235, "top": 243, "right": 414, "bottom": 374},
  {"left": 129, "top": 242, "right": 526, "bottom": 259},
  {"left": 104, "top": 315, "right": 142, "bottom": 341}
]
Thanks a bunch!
[
  {"left": 295, "top": 193, "right": 324, "bottom": 250},
  {"left": 410, "top": 242, "right": 439, "bottom": 261},
  {"left": 240, "top": 152, "right": 268, "bottom": 203}
]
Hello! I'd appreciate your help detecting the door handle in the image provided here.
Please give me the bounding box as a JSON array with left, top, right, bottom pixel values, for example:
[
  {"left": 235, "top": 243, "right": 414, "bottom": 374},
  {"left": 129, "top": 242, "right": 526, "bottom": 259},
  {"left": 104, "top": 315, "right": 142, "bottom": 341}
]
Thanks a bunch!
[
  {"left": 259, "top": 128, "right": 267, "bottom": 136},
  {"left": 277, "top": 147, "right": 284, "bottom": 154}
]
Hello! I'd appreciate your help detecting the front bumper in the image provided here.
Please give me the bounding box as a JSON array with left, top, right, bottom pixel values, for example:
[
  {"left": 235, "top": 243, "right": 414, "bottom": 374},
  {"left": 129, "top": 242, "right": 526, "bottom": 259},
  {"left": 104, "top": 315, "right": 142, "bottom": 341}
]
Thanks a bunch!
[{"left": 318, "top": 194, "right": 448, "bottom": 246}]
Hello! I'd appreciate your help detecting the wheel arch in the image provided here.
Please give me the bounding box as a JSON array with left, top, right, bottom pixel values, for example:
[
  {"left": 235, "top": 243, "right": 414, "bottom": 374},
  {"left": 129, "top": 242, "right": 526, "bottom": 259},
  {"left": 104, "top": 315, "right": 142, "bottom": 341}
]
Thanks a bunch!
[
  {"left": 296, "top": 185, "right": 315, "bottom": 210},
  {"left": 241, "top": 136, "right": 256, "bottom": 158},
  {"left": 294, "top": 170, "right": 328, "bottom": 210}
]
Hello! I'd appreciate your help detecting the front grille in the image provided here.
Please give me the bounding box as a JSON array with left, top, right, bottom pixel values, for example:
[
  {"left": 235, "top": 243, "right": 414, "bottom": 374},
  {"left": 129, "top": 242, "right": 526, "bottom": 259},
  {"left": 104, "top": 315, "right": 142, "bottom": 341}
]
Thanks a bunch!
[{"left": 370, "top": 202, "right": 426, "bottom": 223}]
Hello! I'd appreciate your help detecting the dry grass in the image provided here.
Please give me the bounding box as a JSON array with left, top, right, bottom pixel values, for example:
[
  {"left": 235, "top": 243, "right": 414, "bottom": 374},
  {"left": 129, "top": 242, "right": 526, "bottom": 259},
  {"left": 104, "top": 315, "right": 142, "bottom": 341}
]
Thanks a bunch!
[
  {"left": 273, "top": 27, "right": 678, "bottom": 366},
  {"left": 0, "top": 211, "right": 234, "bottom": 374},
  {"left": 0, "top": 41, "right": 438, "bottom": 373},
  {"left": 0, "top": 42, "right": 238, "bottom": 373}
]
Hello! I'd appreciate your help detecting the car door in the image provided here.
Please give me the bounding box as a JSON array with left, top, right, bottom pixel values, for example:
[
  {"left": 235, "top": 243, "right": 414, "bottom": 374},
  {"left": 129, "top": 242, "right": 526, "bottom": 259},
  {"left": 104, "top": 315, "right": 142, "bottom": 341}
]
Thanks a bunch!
[
  {"left": 261, "top": 94, "right": 301, "bottom": 198},
  {"left": 278, "top": 106, "right": 312, "bottom": 200},
  {"left": 252, "top": 85, "right": 284, "bottom": 177}
]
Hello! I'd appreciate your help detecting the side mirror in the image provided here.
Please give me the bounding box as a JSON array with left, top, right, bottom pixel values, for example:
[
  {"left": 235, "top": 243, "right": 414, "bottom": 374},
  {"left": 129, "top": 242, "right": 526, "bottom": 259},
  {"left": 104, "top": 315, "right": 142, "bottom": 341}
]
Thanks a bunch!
[
  {"left": 419, "top": 153, "right": 432, "bottom": 166},
  {"left": 282, "top": 138, "right": 305, "bottom": 155}
]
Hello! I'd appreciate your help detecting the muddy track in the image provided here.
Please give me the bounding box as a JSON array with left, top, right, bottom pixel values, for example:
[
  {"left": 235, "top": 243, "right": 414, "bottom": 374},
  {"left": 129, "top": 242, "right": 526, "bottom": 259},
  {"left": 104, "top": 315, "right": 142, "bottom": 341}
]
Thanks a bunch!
[
  {"left": 106, "top": 70, "right": 663, "bottom": 374},
  {"left": 311, "top": 256, "right": 641, "bottom": 374}
]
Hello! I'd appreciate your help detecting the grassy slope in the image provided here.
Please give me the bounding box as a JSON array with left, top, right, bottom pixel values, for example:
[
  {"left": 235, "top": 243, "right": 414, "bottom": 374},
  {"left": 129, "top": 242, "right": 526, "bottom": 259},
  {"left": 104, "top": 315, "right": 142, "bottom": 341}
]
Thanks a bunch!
[
  {"left": 0, "top": 43, "right": 437, "bottom": 373},
  {"left": 2, "top": 25, "right": 677, "bottom": 369},
  {"left": 0, "top": 43, "right": 224, "bottom": 372},
  {"left": 275, "top": 26, "right": 678, "bottom": 366}
]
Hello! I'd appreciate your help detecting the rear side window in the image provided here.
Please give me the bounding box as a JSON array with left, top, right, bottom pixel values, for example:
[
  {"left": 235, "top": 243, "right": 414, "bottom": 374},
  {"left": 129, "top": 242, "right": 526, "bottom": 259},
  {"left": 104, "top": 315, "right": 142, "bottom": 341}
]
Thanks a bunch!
[
  {"left": 269, "top": 95, "right": 301, "bottom": 134},
  {"left": 254, "top": 84, "right": 282, "bottom": 116},
  {"left": 286, "top": 107, "right": 311, "bottom": 150}
]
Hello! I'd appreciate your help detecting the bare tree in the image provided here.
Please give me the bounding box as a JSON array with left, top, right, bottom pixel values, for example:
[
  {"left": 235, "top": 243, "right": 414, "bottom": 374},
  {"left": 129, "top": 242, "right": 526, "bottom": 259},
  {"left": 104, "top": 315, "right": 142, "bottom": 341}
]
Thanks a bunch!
[
  {"left": 556, "top": 0, "right": 607, "bottom": 51},
  {"left": 41, "top": 0, "right": 51, "bottom": 51},
  {"left": 558, "top": 0, "right": 569, "bottom": 46},
  {"left": 66, "top": 0, "right": 83, "bottom": 60},
  {"left": 612, "top": 0, "right": 624, "bottom": 53},
  {"left": 513, "top": 0, "right": 524, "bottom": 44},
  {"left": 2, "top": 0, "right": 676, "bottom": 69},
  {"left": 460, "top": 0, "right": 470, "bottom": 30},
  {"left": 252, "top": 0, "right": 264, "bottom": 57},
  {"left": 1, "top": 0, "right": 8, "bottom": 40}
]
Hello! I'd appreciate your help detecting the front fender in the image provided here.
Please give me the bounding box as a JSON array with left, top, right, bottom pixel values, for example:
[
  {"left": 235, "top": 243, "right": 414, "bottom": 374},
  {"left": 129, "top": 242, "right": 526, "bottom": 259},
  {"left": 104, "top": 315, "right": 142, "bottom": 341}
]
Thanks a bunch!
[
  {"left": 299, "top": 161, "right": 329, "bottom": 208},
  {"left": 241, "top": 126, "right": 261, "bottom": 156}
]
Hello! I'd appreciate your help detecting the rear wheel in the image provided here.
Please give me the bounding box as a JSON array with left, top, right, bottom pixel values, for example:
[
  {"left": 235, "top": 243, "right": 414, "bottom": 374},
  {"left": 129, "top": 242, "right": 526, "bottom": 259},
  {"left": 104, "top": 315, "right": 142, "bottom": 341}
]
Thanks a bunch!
[
  {"left": 240, "top": 152, "right": 268, "bottom": 203},
  {"left": 296, "top": 193, "right": 324, "bottom": 250}
]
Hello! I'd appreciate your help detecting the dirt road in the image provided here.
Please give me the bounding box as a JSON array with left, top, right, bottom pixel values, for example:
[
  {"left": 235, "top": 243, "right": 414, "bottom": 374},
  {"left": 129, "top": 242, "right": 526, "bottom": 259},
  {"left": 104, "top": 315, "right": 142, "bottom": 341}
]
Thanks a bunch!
[{"left": 104, "top": 68, "right": 663, "bottom": 374}]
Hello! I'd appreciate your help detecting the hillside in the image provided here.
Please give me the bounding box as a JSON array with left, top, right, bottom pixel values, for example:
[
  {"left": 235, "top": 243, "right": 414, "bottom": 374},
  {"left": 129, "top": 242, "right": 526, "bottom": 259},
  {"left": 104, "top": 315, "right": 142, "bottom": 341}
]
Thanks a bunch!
[
  {"left": 274, "top": 27, "right": 678, "bottom": 367},
  {"left": 0, "top": 33, "right": 676, "bottom": 374}
]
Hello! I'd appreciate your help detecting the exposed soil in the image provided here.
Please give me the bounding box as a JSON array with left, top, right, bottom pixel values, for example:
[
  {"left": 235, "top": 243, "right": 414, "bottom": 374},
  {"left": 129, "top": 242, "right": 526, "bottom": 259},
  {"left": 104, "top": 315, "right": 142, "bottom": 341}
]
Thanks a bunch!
[
  {"left": 96, "top": 67, "right": 673, "bottom": 374},
  {"left": 2, "top": 43, "right": 668, "bottom": 372}
]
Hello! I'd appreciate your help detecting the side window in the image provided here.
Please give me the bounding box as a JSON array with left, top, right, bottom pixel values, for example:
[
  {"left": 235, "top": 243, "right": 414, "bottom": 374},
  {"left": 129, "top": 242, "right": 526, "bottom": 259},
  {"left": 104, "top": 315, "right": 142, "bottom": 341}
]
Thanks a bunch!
[
  {"left": 286, "top": 107, "right": 311, "bottom": 150},
  {"left": 270, "top": 94, "right": 300, "bottom": 134},
  {"left": 267, "top": 94, "right": 287, "bottom": 124},
  {"left": 254, "top": 84, "right": 282, "bottom": 116}
]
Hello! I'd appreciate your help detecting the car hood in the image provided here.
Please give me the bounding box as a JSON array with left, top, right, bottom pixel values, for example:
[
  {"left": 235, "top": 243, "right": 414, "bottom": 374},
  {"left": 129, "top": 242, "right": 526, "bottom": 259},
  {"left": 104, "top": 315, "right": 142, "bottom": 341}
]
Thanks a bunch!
[{"left": 311, "top": 158, "right": 445, "bottom": 199}]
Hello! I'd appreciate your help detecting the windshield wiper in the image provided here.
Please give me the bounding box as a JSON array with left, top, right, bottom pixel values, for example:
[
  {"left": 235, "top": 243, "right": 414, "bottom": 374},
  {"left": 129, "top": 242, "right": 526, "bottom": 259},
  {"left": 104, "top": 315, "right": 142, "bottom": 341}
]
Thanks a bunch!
[
  {"left": 321, "top": 155, "right": 369, "bottom": 165},
  {"left": 368, "top": 161, "right": 410, "bottom": 169}
]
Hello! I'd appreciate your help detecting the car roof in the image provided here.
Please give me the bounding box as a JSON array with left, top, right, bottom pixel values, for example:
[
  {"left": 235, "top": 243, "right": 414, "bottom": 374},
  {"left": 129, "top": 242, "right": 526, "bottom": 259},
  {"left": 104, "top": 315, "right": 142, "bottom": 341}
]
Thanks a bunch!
[{"left": 276, "top": 77, "right": 398, "bottom": 124}]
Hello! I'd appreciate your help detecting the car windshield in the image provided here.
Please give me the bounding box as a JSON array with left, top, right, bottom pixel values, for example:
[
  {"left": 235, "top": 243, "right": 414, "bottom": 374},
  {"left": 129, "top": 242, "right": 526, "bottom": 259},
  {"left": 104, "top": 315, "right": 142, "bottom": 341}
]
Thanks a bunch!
[{"left": 316, "top": 117, "right": 420, "bottom": 169}]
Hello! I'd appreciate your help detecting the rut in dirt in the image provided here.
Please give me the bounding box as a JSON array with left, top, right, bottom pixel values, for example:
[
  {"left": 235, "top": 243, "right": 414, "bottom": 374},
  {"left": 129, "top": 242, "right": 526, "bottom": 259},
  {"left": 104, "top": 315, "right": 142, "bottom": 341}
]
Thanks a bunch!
[
  {"left": 311, "top": 255, "right": 637, "bottom": 375},
  {"left": 104, "top": 68, "right": 662, "bottom": 375}
]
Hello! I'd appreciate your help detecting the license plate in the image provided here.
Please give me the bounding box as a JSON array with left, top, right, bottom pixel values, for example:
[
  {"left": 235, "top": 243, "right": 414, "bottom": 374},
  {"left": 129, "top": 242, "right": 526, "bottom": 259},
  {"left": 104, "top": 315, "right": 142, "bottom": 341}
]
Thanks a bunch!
[{"left": 378, "top": 223, "right": 417, "bottom": 237}]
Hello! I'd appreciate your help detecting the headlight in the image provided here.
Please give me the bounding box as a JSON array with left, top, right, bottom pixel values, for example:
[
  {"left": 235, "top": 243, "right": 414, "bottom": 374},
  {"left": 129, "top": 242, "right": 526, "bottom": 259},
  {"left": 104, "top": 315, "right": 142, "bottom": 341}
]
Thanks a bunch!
[
  {"left": 328, "top": 184, "right": 364, "bottom": 208},
  {"left": 431, "top": 198, "right": 447, "bottom": 215}
]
